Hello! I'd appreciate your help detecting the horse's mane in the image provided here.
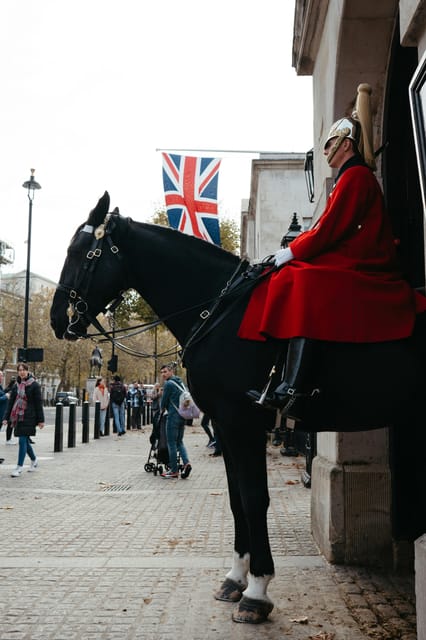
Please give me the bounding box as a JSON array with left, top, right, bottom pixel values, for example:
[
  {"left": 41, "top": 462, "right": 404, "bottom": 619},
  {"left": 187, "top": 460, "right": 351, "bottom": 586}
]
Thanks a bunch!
[{"left": 126, "top": 217, "right": 241, "bottom": 267}]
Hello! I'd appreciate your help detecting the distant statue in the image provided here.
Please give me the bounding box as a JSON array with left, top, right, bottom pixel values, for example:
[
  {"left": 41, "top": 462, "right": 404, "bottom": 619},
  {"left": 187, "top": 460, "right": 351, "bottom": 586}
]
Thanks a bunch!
[{"left": 89, "top": 347, "right": 103, "bottom": 378}]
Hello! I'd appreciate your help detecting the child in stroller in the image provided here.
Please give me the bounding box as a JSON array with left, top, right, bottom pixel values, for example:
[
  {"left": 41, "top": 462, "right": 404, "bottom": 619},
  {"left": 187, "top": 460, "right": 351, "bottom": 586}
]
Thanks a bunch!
[{"left": 145, "top": 411, "right": 183, "bottom": 476}]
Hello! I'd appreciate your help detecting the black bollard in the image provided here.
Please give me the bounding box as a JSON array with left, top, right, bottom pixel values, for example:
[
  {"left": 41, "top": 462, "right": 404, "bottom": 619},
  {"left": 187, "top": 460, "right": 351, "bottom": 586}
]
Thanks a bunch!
[
  {"left": 126, "top": 403, "right": 131, "bottom": 431},
  {"left": 54, "top": 403, "right": 64, "bottom": 452},
  {"left": 68, "top": 402, "right": 77, "bottom": 448},
  {"left": 112, "top": 405, "right": 117, "bottom": 433},
  {"left": 105, "top": 403, "right": 111, "bottom": 436},
  {"left": 82, "top": 401, "right": 90, "bottom": 443},
  {"left": 94, "top": 401, "right": 100, "bottom": 439}
]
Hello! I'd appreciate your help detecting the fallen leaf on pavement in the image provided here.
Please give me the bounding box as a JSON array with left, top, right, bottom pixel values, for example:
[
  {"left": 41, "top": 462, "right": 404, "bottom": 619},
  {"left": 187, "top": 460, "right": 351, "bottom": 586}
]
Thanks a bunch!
[{"left": 290, "top": 616, "right": 308, "bottom": 624}]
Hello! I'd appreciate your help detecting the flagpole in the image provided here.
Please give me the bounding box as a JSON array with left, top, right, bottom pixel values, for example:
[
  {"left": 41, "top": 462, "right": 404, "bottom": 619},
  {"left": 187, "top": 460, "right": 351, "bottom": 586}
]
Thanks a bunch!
[{"left": 156, "top": 148, "right": 284, "bottom": 155}]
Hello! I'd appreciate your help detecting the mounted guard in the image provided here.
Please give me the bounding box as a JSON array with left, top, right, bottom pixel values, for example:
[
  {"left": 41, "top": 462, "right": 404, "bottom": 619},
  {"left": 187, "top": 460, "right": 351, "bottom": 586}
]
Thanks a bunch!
[{"left": 240, "top": 84, "right": 426, "bottom": 418}]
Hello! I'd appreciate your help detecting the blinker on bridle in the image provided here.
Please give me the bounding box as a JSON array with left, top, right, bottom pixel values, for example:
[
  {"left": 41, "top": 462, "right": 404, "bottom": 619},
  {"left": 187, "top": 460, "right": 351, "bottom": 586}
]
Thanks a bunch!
[{"left": 57, "top": 214, "right": 125, "bottom": 338}]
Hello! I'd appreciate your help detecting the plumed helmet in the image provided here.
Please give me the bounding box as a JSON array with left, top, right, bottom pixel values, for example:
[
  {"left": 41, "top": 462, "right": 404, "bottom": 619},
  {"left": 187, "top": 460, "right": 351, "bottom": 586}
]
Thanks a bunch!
[
  {"left": 324, "top": 84, "right": 376, "bottom": 171},
  {"left": 324, "top": 117, "right": 360, "bottom": 150}
]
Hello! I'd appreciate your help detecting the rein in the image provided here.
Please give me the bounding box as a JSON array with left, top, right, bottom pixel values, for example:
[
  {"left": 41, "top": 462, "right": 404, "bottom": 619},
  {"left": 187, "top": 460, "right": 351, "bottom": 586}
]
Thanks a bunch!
[
  {"left": 57, "top": 212, "right": 275, "bottom": 359},
  {"left": 180, "top": 256, "right": 275, "bottom": 362}
]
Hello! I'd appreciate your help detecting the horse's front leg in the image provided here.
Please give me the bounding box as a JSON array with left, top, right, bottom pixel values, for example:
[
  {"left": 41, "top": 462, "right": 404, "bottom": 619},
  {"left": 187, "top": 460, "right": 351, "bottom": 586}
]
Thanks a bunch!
[
  {"left": 215, "top": 424, "right": 274, "bottom": 624},
  {"left": 214, "top": 453, "right": 250, "bottom": 604}
]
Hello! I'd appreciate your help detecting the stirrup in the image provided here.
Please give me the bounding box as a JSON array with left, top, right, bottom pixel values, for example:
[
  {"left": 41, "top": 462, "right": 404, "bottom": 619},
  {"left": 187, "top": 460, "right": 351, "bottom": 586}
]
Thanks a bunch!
[
  {"left": 280, "top": 387, "right": 321, "bottom": 419},
  {"left": 254, "top": 365, "right": 276, "bottom": 405}
]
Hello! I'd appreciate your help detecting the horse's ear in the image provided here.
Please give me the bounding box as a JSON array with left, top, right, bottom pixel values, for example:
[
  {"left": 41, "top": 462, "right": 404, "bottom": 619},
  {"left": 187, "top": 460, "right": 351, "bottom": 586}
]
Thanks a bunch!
[
  {"left": 112, "top": 207, "right": 120, "bottom": 215},
  {"left": 87, "top": 191, "right": 110, "bottom": 226}
]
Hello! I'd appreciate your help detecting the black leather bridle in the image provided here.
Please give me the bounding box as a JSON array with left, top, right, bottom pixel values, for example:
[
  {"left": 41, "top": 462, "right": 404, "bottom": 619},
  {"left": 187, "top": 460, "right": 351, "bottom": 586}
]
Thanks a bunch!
[{"left": 55, "top": 213, "right": 127, "bottom": 339}]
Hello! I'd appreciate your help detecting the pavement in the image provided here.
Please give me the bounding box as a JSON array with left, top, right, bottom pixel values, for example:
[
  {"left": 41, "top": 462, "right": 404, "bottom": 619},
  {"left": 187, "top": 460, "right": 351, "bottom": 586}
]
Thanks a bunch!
[{"left": 0, "top": 410, "right": 418, "bottom": 640}]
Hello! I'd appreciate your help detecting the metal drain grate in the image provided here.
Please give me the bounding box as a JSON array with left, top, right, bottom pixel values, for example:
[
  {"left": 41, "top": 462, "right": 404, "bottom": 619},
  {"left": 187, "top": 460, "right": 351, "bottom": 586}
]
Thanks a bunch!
[{"left": 101, "top": 483, "right": 132, "bottom": 492}]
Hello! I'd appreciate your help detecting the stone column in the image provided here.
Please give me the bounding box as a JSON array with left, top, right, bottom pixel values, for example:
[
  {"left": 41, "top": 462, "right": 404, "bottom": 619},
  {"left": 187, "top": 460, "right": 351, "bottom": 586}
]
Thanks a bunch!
[{"left": 311, "top": 429, "right": 392, "bottom": 565}]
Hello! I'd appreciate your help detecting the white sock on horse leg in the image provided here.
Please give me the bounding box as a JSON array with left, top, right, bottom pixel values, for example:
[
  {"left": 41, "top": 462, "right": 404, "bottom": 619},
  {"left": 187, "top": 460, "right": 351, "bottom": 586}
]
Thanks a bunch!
[
  {"left": 243, "top": 572, "right": 274, "bottom": 602},
  {"left": 225, "top": 552, "right": 250, "bottom": 587}
]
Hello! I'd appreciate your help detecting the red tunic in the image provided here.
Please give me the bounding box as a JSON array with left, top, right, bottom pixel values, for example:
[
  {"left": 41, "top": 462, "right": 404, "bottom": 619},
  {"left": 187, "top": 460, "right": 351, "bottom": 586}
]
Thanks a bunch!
[{"left": 238, "top": 164, "right": 426, "bottom": 343}]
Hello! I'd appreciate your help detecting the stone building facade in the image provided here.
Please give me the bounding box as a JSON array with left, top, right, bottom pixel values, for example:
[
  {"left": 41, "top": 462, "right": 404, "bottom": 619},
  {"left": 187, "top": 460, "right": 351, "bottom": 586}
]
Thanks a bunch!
[
  {"left": 292, "top": 2, "right": 426, "bottom": 634},
  {"left": 241, "top": 153, "right": 314, "bottom": 260}
]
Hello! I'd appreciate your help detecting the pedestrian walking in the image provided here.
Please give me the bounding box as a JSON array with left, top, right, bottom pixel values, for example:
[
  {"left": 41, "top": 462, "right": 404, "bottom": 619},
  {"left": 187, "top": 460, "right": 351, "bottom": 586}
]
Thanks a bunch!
[
  {"left": 201, "top": 413, "right": 215, "bottom": 447},
  {"left": 2, "top": 363, "right": 44, "bottom": 477},
  {"left": 93, "top": 377, "right": 109, "bottom": 435},
  {"left": 159, "top": 364, "right": 192, "bottom": 479},
  {"left": 127, "top": 382, "right": 142, "bottom": 430},
  {"left": 109, "top": 375, "right": 127, "bottom": 435}
]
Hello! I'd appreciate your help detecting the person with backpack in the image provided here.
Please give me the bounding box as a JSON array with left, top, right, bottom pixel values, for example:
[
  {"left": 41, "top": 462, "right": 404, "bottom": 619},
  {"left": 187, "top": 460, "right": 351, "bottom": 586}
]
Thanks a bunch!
[
  {"left": 109, "top": 375, "right": 127, "bottom": 436},
  {"left": 127, "top": 382, "right": 142, "bottom": 430},
  {"left": 159, "top": 364, "right": 192, "bottom": 479}
]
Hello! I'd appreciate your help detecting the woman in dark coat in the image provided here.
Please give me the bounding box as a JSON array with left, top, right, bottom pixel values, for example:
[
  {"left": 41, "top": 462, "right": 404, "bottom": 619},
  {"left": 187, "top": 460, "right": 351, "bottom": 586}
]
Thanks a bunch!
[{"left": 2, "top": 363, "right": 44, "bottom": 477}]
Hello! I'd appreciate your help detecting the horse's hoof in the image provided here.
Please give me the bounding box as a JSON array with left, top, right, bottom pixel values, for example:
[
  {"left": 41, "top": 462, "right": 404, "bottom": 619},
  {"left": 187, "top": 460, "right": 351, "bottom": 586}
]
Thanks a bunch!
[
  {"left": 232, "top": 595, "right": 273, "bottom": 624},
  {"left": 214, "top": 578, "right": 244, "bottom": 602}
]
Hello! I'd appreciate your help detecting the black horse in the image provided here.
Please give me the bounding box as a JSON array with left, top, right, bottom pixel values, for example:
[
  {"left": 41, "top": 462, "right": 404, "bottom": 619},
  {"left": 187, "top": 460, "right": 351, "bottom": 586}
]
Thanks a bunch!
[{"left": 50, "top": 192, "right": 426, "bottom": 623}]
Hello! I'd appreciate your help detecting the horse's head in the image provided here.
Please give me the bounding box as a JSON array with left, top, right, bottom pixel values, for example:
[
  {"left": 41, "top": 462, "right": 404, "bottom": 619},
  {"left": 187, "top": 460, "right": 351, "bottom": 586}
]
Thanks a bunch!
[{"left": 50, "top": 191, "right": 128, "bottom": 340}]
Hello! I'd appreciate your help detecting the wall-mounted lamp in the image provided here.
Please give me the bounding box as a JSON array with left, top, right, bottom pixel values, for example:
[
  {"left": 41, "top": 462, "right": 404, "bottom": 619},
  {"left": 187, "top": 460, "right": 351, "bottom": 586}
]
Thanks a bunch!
[{"left": 304, "top": 148, "right": 314, "bottom": 203}]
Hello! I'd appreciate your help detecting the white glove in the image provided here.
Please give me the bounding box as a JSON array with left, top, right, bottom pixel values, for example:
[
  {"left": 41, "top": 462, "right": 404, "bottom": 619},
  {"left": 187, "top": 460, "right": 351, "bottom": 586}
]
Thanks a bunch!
[{"left": 274, "top": 247, "right": 294, "bottom": 267}]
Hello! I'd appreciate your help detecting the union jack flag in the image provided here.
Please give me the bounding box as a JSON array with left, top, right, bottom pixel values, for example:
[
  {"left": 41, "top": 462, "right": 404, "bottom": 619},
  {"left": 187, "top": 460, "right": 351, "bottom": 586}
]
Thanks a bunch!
[{"left": 161, "top": 153, "right": 221, "bottom": 245}]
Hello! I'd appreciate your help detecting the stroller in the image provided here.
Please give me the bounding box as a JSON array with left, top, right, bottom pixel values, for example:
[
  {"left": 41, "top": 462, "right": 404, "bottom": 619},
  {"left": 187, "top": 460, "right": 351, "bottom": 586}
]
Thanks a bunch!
[{"left": 144, "top": 412, "right": 183, "bottom": 476}]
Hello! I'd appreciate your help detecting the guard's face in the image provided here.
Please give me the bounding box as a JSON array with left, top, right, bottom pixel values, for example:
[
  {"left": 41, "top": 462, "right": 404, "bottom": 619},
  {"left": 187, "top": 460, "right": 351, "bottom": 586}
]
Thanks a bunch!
[{"left": 324, "top": 136, "right": 350, "bottom": 168}]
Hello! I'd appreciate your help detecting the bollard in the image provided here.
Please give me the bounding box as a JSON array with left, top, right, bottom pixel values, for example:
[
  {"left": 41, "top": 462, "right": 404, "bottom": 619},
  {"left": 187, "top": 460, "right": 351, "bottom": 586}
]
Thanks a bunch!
[
  {"left": 54, "top": 403, "right": 64, "bottom": 452},
  {"left": 112, "top": 405, "right": 117, "bottom": 433},
  {"left": 105, "top": 403, "right": 111, "bottom": 436},
  {"left": 126, "top": 403, "right": 131, "bottom": 431},
  {"left": 94, "top": 401, "right": 100, "bottom": 439},
  {"left": 68, "top": 402, "right": 77, "bottom": 448},
  {"left": 142, "top": 404, "right": 146, "bottom": 426},
  {"left": 82, "top": 401, "right": 90, "bottom": 443}
]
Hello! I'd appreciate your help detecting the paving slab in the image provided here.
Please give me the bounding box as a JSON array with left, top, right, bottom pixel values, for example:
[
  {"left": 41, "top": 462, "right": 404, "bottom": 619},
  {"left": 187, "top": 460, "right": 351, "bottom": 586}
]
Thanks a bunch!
[{"left": 0, "top": 413, "right": 417, "bottom": 639}]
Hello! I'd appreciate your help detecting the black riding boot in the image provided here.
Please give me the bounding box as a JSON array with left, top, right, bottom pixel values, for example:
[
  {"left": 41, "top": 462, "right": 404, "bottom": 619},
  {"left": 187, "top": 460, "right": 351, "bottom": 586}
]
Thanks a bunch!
[
  {"left": 270, "top": 337, "right": 317, "bottom": 411},
  {"left": 247, "top": 338, "right": 319, "bottom": 417}
]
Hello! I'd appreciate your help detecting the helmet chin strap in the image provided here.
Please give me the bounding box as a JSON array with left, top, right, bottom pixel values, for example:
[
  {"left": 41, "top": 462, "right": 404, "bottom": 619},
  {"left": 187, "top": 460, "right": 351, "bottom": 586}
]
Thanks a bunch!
[{"left": 326, "top": 134, "right": 347, "bottom": 165}]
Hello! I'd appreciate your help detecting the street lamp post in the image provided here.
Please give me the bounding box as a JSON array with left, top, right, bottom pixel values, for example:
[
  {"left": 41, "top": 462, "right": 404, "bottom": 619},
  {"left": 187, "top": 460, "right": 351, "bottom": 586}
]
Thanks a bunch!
[{"left": 20, "top": 169, "right": 42, "bottom": 362}]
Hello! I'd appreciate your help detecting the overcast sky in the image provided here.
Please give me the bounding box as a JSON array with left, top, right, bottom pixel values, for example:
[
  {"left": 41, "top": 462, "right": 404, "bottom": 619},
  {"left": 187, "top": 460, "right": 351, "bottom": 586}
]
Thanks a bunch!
[{"left": 0, "top": 0, "right": 313, "bottom": 282}]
